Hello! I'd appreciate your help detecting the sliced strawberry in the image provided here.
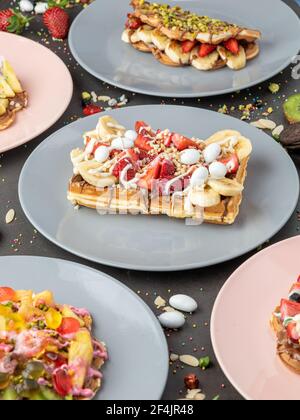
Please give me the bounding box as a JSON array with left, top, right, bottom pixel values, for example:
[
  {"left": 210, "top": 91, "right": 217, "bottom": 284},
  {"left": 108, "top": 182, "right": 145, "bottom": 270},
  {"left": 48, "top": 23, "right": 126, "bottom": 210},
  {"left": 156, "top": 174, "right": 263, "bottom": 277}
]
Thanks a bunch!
[
  {"left": 224, "top": 38, "right": 239, "bottom": 55},
  {"left": 182, "top": 40, "right": 197, "bottom": 53},
  {"left": 135, "top": 121, "right": 148, "bottom": 133},
  {"left": 137, "top": 159, "right": 161, "bottom": 190},
  {"left": 219, "top": 153, "right": 239, "bottom": 174},
  {"left": 125, "top": 14, "right": 142, "bottom": 30},
  {"left": 160, "top": 159, "right": 175, "bottom": 179},
  {"left": 171, "top": 133, "right": 198, "bottom": 151},
  {"left": 164, "top": 133, "right": 173, "bottom": 147},
  {"left": 113, "top": 157, "right": 136, "bottom": 181},
  {"left": 287, "top": 323, "right": 300, "bottom": 343},
  {"left": 83, "top": 104, "right": 103, "bottom": 116},
  {"left": 135, "top": 133, "right": 153, "bottom": 151},
  {"left": 127, "top": 149, "right": 139, "bottom": 164},
  {"left": 280, "top": 299, "right": 300, "bottom": 320},
  {"left": 198, "top": 43, "right": 217, "bottom": 58}
]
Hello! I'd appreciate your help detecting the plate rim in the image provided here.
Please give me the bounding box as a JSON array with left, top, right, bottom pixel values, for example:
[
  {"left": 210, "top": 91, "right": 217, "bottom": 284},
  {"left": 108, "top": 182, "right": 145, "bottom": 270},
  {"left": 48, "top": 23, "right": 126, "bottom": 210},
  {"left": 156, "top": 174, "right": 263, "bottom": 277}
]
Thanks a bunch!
[
  {"left": 0, "top": 254, "right": 169, "bottom": 400},
  {"left": 68, "top": 0, "right": 300, "bottom": 98},
  {"left": 0, "top": 32, "right": 73, "bottom": 154},
  {"left": 18, "top": 105, "right": 300, "bottom": 272},
  {"left": 210, "top": 235, "right": 300, "bottom": 401}
]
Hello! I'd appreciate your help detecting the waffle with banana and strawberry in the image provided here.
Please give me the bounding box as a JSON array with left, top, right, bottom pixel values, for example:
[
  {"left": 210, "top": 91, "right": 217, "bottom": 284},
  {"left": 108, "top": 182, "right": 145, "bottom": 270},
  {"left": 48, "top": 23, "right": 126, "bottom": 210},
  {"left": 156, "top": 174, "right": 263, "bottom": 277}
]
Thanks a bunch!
[
  {"left": 122, "top": 0, "right": 261, "bottom": 71},
  {"left": 0, "top": 57, "right": 28, "bottom": 131},
  {"left": 68, "top": 116, "right": 252, "bottom": 225},
  {"left": 271, "top": 276, "right": 300, "bottom": 374}
]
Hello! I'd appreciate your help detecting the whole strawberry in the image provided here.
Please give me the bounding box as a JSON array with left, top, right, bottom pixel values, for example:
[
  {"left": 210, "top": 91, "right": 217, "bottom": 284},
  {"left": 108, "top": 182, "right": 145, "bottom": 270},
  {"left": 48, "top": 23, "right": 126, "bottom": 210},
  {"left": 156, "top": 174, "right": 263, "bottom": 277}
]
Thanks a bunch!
[
  {"left": 43, "top": 7, "right": 70, "bottom": 40},
  {"left": 0, "top": 9, "right": 31, "bottom": 34}
]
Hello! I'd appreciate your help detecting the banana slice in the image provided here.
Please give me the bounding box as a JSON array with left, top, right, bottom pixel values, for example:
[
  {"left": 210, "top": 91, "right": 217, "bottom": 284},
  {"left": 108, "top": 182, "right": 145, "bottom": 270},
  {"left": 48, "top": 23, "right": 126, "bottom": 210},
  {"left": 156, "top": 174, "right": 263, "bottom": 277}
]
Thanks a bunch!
[
  {"left": 0, "top": 98, "right": 8, "bottom": 116},
  {"left": 136, "top": 25, "right": 153, "bottom": 44},
  {"left": 122, "top": 29, "right": 131, "bottom": 43},
  {"left": 2, "top": 59, "right": 23, "bottom": 93},
  {"left": 191, "top": 47, "right": 220, "bottom": 71},
  {"left": 217, "top": 45, "right": 246, "bottom": 70},
  {"left": 70, "top": 148, "right": 85, "bottom": 167},
  {"left": 205, "top": 130, "right": 252, "bottom": 160},
  {"left": 190, "top": 186, "right": 221, "bottom": 208},
  {"left": 207, "top": 178, "right": 244, "bottom": 197},
  {"left": 77, "top": 161, "right": 117, "bottom": 188},
  {"left": 233, "top": 136, "right": 252, "bottom": 160},
  {"left": 165, "top": 40, "right": 190, "bottom": 65},
  {"left": 96, "top": 116, "right": 126, "bottom": 142},
  {"left": 0, "top": 76, "right": 15, "bottom": 98},
  {"left": 130, "top": 30, "right": 141, "bottom": 44},
  {"left": 151, "top": 28, "right": 169, "bottom": 51}
]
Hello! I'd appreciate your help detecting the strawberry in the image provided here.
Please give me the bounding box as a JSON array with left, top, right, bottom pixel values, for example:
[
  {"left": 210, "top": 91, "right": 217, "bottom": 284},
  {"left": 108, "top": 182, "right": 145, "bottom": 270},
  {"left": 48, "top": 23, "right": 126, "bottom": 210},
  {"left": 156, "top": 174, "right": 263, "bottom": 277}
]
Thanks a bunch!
[
  {"left": 83, "top": 104, "right": 103, "bottom": 116},
  {"left": 297, "top": 275, "right": 300, "bottom": 283},
  {"left": 160, "top": 159, "right": 175, "bottom": 178},
  {"left": 43, "top": 7, "right": 70, "bottom": 39},
  {"left": 138, "top": 159, "right": 161, "bottom": 190},
  {"left": 287, "top": 323, "right": 300, "bottom": 343},
  {"left": 135, "top": 133, "right": 153, "bottom": 151},
  {"left": 171, "top": 133, "right": 198, "bottom": 151},
  {"left": 125, "top": 14, "right": 142, "bottom": 30},
  {"left": 219, "top": 153, "right": 239, "bottom": 174},
  {"left": 280, "top": 299, "right": 300, "bottom": 321},
  {"left": 182, "top": 40, "right": 197, "bottom": 53},
  {"left": 224, "top": 38, "right": 239, "bottom": 55},
  {"left": 112, "top": 157, "right": 136, "bottom": 181},
  {"left": 198, "top": 43, "right": 216, "bottom": 58},
  {"left": 0, "top": 9, "right": 32, "bottom": 34}
]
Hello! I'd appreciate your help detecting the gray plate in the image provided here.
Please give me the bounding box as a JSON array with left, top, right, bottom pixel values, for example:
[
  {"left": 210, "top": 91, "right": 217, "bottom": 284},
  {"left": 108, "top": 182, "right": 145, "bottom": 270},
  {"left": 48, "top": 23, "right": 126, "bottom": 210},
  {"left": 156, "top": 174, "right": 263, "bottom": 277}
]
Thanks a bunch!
[
  {"left": 19, "top": 105, "right": 299, "bottom": 271},
  {"left": 68, "top": 0, "right": 300, "bottom": 98},
  {"left": 0, "top": 256, "right": 168, "bottom": 400}
]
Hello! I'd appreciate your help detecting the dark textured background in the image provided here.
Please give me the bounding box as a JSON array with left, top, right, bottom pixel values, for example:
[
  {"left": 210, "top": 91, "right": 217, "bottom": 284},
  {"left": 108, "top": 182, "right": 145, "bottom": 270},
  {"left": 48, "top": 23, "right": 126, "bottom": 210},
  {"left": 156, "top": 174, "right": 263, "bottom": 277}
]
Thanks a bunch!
[{"left": 0, "top": 0, "right": 299, "bottom": 400}]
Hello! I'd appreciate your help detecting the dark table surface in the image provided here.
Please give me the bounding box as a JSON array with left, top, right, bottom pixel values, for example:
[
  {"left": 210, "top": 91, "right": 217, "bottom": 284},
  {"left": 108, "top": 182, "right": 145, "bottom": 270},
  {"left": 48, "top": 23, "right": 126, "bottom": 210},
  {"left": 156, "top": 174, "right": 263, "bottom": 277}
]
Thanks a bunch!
[{"left": 1, "top": 0, "right": 300, "bottom": 401}]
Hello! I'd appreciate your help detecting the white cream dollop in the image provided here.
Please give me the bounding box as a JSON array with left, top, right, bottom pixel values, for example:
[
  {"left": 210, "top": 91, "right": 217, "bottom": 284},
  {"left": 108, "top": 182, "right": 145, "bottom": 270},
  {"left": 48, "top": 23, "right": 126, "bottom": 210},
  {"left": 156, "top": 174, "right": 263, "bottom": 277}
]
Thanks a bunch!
[
  {"left": 111, "top": 137, "right": 134, "bottom": 150},
  {"left": 94, "top": 146, "right": 110, "bottom": 163},
  {"left": 180, "top": 149, "right": 201, "bottom": 165},
  {"left": 124, "top": 130, "right": 137, "bottom": 142},
  {"left": 190, "top": 167, "right": 209, "bottom": 187},
  {"left": 20, "top": 0, "right": 34, "bottom": 12},
  {"left": 209, "top": 161, "right": 227, "bottom": 179},
  {"left": 203, "top": 143, "right": 221, "bottom": 163}
]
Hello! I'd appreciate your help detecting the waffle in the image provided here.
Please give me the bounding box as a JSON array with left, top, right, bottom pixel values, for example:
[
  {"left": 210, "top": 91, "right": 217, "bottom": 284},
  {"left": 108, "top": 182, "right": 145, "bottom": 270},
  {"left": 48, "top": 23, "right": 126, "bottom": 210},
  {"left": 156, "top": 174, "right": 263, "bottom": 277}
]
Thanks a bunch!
[
  {"left": 271, "top": 279, "right": 300, "bottom": 374},
  {"left": 68, "top": 116, "right": 252, "bottom": 225},
  {"left": 122, "top": 0, "right": 261, "bottom": 71},
  {"left": 0, "top": 58, "right": 28, "bottom": 131}
]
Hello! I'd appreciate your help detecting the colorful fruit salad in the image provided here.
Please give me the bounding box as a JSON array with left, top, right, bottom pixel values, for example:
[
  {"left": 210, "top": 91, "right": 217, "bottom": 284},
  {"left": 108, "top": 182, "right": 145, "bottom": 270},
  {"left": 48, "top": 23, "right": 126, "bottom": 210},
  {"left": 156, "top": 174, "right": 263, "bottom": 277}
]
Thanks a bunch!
[{"left": 0, "top": 287, "right": 107, "bottom": 400}]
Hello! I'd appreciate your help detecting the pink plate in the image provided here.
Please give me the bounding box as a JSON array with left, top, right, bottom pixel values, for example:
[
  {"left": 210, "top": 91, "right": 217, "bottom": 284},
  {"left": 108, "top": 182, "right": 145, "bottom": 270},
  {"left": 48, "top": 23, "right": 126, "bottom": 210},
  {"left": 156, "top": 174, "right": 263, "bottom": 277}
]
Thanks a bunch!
[
  {"left": 211, "top": 236, "right": 300, "bottom": 400},
  {"left": 0, "top": 32, "right": 73, "bottom": 153}
]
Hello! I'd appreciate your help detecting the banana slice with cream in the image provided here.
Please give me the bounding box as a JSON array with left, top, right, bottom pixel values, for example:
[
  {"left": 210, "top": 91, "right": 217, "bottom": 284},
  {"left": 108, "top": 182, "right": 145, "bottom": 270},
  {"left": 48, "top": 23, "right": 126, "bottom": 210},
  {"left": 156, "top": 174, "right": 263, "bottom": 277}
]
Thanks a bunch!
[
  {"left": 165, "top": 40, "right": 190, "bottom": 65},
  {"left": 151, "top": 28, "right": 169, "bottom": 51},
  {"left": 96, "top": 116, "right": 126, "bottom": 142},
  {"left": 77, "top": 161, "right": 117, "bottom": 188},
  {"left": 205, "top": 130, "right": 252, "bottom": 161},
  {"left": 217, "top": 45, "right": 246, "bottom": 70},
  {"left": 190, "top": 186, "right": 221, "bottom": 208},
  {"left": 190, "top": 48, "right": 220, "bottom": 71},
  {"left": 207, "top": 178, "right": 244, "bottom": 197}
]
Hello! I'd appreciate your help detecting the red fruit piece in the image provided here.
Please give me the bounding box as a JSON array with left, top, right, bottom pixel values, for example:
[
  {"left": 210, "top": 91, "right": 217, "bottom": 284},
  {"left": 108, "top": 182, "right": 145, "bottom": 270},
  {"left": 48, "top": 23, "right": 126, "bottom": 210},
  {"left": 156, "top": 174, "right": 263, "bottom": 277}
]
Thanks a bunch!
[
  {"left": 0, "top": 287, "right": 16, "bottom": 303},
  {"left": 198, "top": 43, "right": 216, "bottom": 58},
  {"left": 57, "top": 317, "right": 80, "bottom": 335},
  {"left": 138, "top": 159, "right": 162, "bottom": 190},
  {"left": 280, "top": 299, "right": 300, "bottom": 320},
  {"left": 43, "top": 7, "right": 70, "bottom": 40},
  {"left": 297, "top": 275, "right": 300, "bottom": 283},
  {"left": 135, "top": 133, "right": 153, "bottom": 151},
  {"left": 0, "top": 9, "right": 31, "bottom": 34},
  {"left": 219, "top": 153, "right": 239, "bottom": 174},
  {"left": 135, "top": 120, "right": 148, "bottom": 133},
  {"left": 182, "top": 40, "right": 197, "bottom": 53},
  {"left": 53, "top": 366, "right": 73, "bottom": 397},
  {"left": 171, "top": 133, "right": 198, "bottom": 151},
  {"left": 83, "top": 104, "right": 103, "bottom": 116},
  {"left": 160, "top": 159, "right": 175, "bottom": 179},
  {"left": 45, "top": 352, "right": 68, "bottom": 369},
  {"left": 224, "top": 38, "right": 239, "bottom": 55},
  {"left": 125, "top": 13, "right": 142, "bottom": 30},
  {"left": 113, "top": 157, "right": 136, "bottom": 181},
  {"left": 287, "top": 323, "right": 300, "bottom": 343}
]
